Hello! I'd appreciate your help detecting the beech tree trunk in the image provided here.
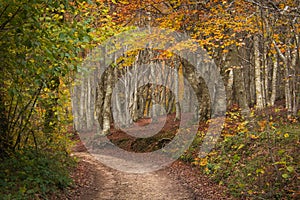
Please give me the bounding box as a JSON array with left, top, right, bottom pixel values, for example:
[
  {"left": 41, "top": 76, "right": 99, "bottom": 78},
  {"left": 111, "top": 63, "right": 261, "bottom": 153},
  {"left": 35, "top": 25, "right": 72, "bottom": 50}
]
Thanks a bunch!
[
  {"left": 254, "top": 35, "right": 264, "bottom": 109},
  {"left": 270, "top": 56, "right": 278, "bottom": 106},
  {"left": 174, "top": 65, "right": 181, "bottom": 121},
  {"left": 230, "top": 47, "right": 250, "bottom": 116},
  {"left": 102, "top": 67, "right": 113, "bottom": 135},
  {"left": 273, "top": 40, "right": 292, "bottom": 115}
]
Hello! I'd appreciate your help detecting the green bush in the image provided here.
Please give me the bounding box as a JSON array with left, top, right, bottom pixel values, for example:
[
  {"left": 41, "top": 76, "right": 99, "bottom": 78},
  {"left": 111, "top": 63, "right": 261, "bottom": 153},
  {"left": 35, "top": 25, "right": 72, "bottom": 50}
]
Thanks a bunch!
[{"left": 0, "top": 148, "right": 76, "bottom": 200}]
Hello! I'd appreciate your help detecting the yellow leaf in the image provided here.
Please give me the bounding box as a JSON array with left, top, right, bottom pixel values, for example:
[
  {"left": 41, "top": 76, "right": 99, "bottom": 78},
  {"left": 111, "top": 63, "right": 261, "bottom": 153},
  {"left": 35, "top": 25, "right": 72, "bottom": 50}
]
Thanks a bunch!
[
  {"left": 279, "top": 3, "right": 285, "bottom": 9},
  {"left": 284, "top": 133, "right": 289, "bottom": 138},
  {"left": 192, "top": 161, "right": 199, "bottom": 165},
  {"left": 250, "top": 134, "right": 259, "bottom": 139},
  {"left": 237, "top": 144, "right": 245, "bottom": 150},
  {"left": 258, "top": 120, "right": 267, "bottom": 131},
  {"left": 200, "top": 158, "right": 208, "bottom": 166}
]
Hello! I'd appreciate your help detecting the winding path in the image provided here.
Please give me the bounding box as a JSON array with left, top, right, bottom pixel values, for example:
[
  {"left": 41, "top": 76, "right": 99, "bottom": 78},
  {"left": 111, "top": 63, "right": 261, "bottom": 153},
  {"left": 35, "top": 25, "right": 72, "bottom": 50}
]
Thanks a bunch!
[{"left": 72, "top": 152, "right": 231, "bottom": 200}]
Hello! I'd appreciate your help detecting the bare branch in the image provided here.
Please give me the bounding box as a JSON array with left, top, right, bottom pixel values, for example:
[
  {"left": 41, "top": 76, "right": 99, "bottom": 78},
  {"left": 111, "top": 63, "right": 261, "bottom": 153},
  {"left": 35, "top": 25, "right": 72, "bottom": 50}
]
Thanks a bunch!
[{"left": 272, "top": 40, "right": 286, "bottom": 62}]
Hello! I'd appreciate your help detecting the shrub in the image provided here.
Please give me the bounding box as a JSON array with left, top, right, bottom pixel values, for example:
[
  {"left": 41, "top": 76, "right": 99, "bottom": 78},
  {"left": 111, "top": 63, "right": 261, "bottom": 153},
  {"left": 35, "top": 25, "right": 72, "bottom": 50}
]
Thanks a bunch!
[{"left": 0, "top": 148, "right": 76, "bottom": 200}]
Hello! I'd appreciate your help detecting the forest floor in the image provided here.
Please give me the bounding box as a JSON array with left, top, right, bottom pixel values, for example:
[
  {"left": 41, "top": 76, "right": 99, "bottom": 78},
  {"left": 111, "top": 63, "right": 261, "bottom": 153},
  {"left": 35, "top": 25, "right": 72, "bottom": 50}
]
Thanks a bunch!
[{"left": 54, "top": 114, "right": 234, "bottom": 200}]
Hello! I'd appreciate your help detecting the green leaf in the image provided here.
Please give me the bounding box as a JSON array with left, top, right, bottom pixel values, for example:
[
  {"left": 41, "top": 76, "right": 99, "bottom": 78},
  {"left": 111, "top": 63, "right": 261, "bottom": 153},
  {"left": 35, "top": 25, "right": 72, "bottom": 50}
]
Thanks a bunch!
[
  {"left": 273, "top": 161, "right": 286, "bottom": 165},
  {"left": 282, "top": 173, "right": 289, "bottom": 179},
  {"left": 286, "top": 166, "right": 294, "bottom": 172},
  {"left": 59, "top": 33, "right": 66, "bottom": 40},
  {"left": 256, "top": 169, "right": 265, "bottom": 174}
]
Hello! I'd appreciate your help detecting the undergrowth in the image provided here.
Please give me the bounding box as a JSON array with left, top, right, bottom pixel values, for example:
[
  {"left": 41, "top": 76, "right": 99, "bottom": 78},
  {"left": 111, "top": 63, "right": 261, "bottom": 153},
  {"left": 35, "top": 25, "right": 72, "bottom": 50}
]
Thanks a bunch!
[
  {"left": 181, "top": 104, "right": 300, "bottom": 199},
  {"left": 0, "top": 148, "right": 76, "bottom": 200}
]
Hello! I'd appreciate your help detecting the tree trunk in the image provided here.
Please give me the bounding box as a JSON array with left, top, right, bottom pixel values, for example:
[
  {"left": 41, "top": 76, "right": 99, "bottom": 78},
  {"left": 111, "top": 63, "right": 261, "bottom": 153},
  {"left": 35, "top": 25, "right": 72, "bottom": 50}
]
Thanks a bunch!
[
  {"left": 270, "top": 56, "right": 278, "bottom": 106},
  {"left": 131, "top": 60, "right": 139, "bottom": 121},
  {"left": 290, "top": 45, "right": 298, "bottom": 116},
  {"left": 102, "top": 67, "right": 113, "bottom": 135},
  {"left": 273, "top": 40, "right": 292, "bottom": 115},
  {"left": 86, "top": 72, "right": 93, "bottom": 130},
  {"left": 226, "top": 68, "right": 234, "bottom": 107},
  {"left": 174, "top": 65, "right": 181, "bottom": 121},
  {"left": 231, "top": 47, "right": 250, "bottom": 116},
  {"left": 254, "top": 35, "right": 264, "bottom": 109}
]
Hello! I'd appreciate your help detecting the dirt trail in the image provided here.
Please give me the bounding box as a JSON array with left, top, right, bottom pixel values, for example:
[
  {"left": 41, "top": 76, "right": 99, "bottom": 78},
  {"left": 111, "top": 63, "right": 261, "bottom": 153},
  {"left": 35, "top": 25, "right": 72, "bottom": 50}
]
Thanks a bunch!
[
  {"left": 72, "top": 152, "right": 231, "bottom": 200},
  {"left": 74, "top": 152, "right": 195, "bottom": 200},
  {"left": 66, "top": 114, "right": 232, "bottom": 200}
]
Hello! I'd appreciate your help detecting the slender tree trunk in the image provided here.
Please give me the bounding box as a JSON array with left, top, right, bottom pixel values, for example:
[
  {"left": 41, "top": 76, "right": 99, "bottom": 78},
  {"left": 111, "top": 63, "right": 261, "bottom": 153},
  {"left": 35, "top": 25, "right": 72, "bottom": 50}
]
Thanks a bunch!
[
  {"left": 294, "top": 35, "right": 300, "bottom": 116},
  {"left": 150, "top": 55, "right": 158, "bottom": 122},
  {"left": 222, "top": 52, "right": 233, "bottom": 108},
  {"left": 174, "top": 65, "right": 181, "bottom": 121},
  {"left": 114, "top": 85, "right": 122, "bottom": 129},
  {"left": 291, "top": 46, "right": 297, "bottom": 116},
  {"left": 95, "top": 77, "right": 104, "bottom": 131},
  {"left": 86, "top": 74, "right": 93, "bottom": 130},
  {"left": 270, "top": 56, "right": 278, "bottom": 106},
  {"left": 160, "top": 61, "right": 169, "bottom": 115},
  {"left": 260, "top": 7, "right": 269, "bottom": 107},
  {"left": 71, "top": 82, "right": 79, "bottom": 131},
  {"left": 273, "top": 40, "right": 292, "bottom": 115},
  {"left": 113, "top": 67, "right": 124, "bottom": 129},
  {"left": 262, "top": 46, "right": 268, "bottom": 106},
  {"left": 131, "top": 60, "right": 139, "bottom": 121},
  {"left": 102, "top": 67, "right": 113, "bottom": 135},
  {"left": 123, "top": 66, "right": 132, "bottom": 126},
  {"left": 284, "top": 63, "right": 292, "bottom": 115},
  {"left": 79, "top": 75, "right": 87, "bottom": 131},
  {"left": 254, "top": 35, "right": 264, "bottom": 109},
  {"left": 226, "top": 68, "right": 234, "bottom": 107}
]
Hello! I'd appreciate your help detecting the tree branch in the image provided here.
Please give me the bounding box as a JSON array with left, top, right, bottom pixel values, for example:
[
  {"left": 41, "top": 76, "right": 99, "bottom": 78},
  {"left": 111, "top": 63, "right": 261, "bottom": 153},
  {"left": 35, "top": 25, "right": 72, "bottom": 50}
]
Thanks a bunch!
[
  {"left": 272, "top": 40, "right": 286, "bottom": 62},
  {"left": 0, "top": 4, "right": 9, "bottom": 19},
  {"left": 0, "top": 6, "right": 22, "bottom": 31}
]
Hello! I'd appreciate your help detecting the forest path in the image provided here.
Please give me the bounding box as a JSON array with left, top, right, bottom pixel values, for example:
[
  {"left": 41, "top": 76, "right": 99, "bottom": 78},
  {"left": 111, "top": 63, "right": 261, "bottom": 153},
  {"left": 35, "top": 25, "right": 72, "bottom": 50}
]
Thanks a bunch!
[
  {"left": 74, "top": 152, "right": 195, "bottom": 200},
  {"left": 71, "top": 152, "right": 232, "bottom": 200}
]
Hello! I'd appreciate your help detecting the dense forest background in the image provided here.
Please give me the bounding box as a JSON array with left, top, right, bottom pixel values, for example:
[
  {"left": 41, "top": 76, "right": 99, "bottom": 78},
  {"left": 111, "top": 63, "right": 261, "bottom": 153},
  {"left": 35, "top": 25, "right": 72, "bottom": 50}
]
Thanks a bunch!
[{"left": 0, "top": 0, "right": 299, "bottom": 199}]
